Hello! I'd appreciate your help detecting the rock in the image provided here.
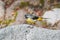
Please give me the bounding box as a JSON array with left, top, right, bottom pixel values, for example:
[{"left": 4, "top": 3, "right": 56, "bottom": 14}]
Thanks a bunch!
[
  {"left": 0, "top": 1, "right": 5, "bottom": 20},
  {"left": 27, "top": 27, "right": 60, "bottom": 40},
  {"left": 42, "top": 8, "right": 60, "bottom": 26},
  {"left": 0, "top": 24, "right": 60, "bottom": 40},
  {"left": 0, "top": 24, "right": 33, "bottom": 40}
]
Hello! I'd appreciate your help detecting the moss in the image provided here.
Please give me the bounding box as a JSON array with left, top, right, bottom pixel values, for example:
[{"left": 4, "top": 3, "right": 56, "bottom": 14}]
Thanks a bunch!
[
  {"left": 39, "top": 0, "right": 44, "bottom": 6},
  {"left": 0, "top": 11, "right": 18, "bottom": 28},
  {"left": 13, "top": 11, "right": 18, "bottom": 20},
  {"left": 55, "top": 4, "right": 60, "bottom": 8},
  {"left": 19, "top": 2, "right": 29, "bottom": 8}
]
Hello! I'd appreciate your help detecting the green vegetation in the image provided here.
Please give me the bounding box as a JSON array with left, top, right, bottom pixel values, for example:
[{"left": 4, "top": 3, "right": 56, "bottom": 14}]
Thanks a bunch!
[
  {"left": 39, "top": 0, "right": 44, "bottom": 6},
  {"left": 54, "top": 4, "right": 60, "bottom": 8},
  {"left": 0, "top": 11, "right": 18, "bottom": 28},
  {"left": 19, "top": 2, "right": 29, "bottom": 8}
]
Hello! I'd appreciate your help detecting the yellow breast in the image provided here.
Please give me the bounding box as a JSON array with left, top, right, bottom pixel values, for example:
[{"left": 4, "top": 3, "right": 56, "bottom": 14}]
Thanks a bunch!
[
  {"left": 26, "top": 18, "right": 35, "bottom": 24},
  {"left": 37, "top": 17, "right": 43, "bottom": 21}
]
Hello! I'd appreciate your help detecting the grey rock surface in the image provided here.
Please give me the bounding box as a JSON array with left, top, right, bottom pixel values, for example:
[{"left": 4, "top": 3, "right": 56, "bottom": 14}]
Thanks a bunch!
[
  {"left": 0, "top": 24, "right": 60, "bottom": 40},
  {"left": 0, "top": 24, "right": 33, "bottom": 40},
  {"left": 0, "top": 0, "right": 5, "bottom": 19},
  {"left": 42, "top": 8, "right": 60, "bottom": 26},
  {"left": 27, "top": 27, "right": 60, "bottom": 40}
]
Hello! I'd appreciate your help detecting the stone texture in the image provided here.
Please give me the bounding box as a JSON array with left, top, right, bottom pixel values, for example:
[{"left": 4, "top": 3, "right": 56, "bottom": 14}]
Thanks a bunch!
[
  {"left": 42, "top": 8, "right": 60, "bottom": 26},
  {"left": 27, "top": 27, "right": 60, "bottom": 40},
  {"left": 0, "top": 24, "right": 60, "bottom": 40},
  {"left": 0, "top": 1, "right": 5, "bottom": 20},
  {"left": 0, "top": 24, "right": 33, "bottom": 40}
]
